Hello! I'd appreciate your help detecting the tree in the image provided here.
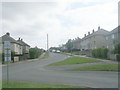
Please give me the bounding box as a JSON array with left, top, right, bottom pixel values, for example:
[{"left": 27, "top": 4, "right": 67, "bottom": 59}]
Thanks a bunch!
[
  {"left": 29, "top": 47, "right": 43, "bottom": 59},
  {"left": 66, "top": 39, "right": 73, "bottom": 52}
]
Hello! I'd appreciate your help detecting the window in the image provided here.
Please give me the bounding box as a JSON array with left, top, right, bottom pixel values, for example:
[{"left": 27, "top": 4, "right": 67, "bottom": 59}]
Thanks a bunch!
[
  {"left": 107, "top": 45, "right": 109, "bottom": 48},
  {"left": 106, "top": 37, "right": 108, "bottom": 40},
  {"left": 112, "top": 45, "right": 114, "bottom": 49},
  {"left": 112, "top": 34, "right": 115, "bottom": 39}
]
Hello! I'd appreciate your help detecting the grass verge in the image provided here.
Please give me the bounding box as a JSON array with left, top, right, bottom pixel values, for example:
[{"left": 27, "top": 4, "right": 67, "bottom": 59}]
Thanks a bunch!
[
  {"left": 72, "top": 64, "right": 118, "bottom": 71},
  {"left": 48, "top": 56, "right": 99, "bottom": 66},
  {"left": 2, "top": 80, "right": 80, "bottom": 88},
  {"left": 39, "top": 52, "right": 49, "bottom": 59},
  {"left": 0, "top": 80, "right": 1, "bottom": 89}
]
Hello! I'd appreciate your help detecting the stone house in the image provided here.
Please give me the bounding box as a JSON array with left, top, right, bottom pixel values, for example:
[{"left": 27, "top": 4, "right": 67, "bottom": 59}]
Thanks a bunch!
[
  {"left": 1, "top": 33, "right": 23, "bottom": 62},
  {"left": 17, "top": 38, "right": 30, "bottom": 60},
  {"left": 106, "top": 26, "right": 120, "bottom": 60},
  {"left": 72, "top": 37, "right": 81, "bottom": 50},
  {"left": 80, "top": 26, "right": 109, "bottom": 56}
]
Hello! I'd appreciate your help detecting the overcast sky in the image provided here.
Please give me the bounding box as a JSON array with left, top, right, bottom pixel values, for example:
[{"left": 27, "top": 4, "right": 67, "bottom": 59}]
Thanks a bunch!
[{"left": 1, "top": 0, "right": 119, "bottom": 49}]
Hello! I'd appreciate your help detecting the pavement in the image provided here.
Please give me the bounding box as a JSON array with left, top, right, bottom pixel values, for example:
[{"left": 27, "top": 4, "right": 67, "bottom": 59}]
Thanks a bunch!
[{"left": 2, "top": 53, "right": 118, "bottom": 88}]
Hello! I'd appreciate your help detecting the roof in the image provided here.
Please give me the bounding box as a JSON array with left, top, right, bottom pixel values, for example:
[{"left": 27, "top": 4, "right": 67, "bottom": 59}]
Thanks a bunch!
[
  {"left": 82, "top": 28, "right": 109, "bottom": 40},
  {"left": 17, "top": 40, "right": 30, "bottom": 47},
  {"left": 1, "top": 34, "right": 22, "bottom": 45},
  {"left": 109, "top": 26, "right": 120, "bottom": 34}
]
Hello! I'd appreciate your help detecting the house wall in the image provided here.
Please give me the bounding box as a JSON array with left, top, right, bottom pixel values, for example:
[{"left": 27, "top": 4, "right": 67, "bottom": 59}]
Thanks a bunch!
[
  {"left": 81, "top": 34, "right": 107, "bottom": 50},
  {"left": 95, "top": 35, "right": 107, "bottom": 48},
  {"left": 81, "top": 38, "right": 90, "bottom": 50},
  {"left": 25, "top": 46, "right": 30, "bottom": 53},
  {"left": 72, "top": 40, "right": 81, "bottom": 50},
  {"left": 106, "top": 29, "right": 118, "bottom": 52}
]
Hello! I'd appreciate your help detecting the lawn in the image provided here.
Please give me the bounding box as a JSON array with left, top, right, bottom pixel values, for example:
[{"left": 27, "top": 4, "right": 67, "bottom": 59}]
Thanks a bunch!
[
  {"left": 0, "top": 80, "right": 1, "bottom": 89},
  {"left": 2, "top": 80, "right": 80, "bottom": 88},
  {"left": 48, "top": 56, "right": 99, "bottom": 66},
  {"left": 72, "top": 64, "right": 118, "bottom": 71}
]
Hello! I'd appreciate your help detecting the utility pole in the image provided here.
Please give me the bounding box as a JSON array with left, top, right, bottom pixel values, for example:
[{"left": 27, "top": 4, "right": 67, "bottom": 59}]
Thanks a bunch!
[{"left": 47, "top": 34, "right": 49, "bottom": 56}]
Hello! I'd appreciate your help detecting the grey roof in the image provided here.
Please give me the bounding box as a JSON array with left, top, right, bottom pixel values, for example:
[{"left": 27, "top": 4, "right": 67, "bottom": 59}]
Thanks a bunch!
[
  {"left": 17, "top": 40, "right": 30, "bottom": 47},
  {"left": 1, "top": 34, "right": 22, "bottom": 45},
  {"left": 109, "top": 26, "right": 120, "bottom": 34},
  {"left": 82, "top": 29, "right": 109, "bottom": 40}
]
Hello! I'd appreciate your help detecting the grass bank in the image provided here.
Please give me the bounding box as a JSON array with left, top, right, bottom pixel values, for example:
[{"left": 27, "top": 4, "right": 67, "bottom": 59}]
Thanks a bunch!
[
  {"left": 2, "top": 80, "right": 80, "bottom": 88},
  {"left": 39, "top": 52, "right": 49, "bottom": 59},
  {"left": 48, "top": 56, "right": 99, "bottom": 66},
  {"left": 72, "top": 63, "right": 118, "bottom": 71}
]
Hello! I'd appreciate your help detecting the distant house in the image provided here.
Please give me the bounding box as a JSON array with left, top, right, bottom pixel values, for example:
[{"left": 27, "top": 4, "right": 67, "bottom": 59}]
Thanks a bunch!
[
  {"left": 60, "top": 44, "right": 67, "bottom": 51},
  {"left": 17, "top": 38, "right": 30, "bottom": 60},
  {"left": 72, "top": 37, "right": 81, "bottom": 50},
  {"left": 1, "top": 32, "right": 23, "bottom": 62},
  {"left": 80, "top": 26, "right": 109, "bottom": 56}
]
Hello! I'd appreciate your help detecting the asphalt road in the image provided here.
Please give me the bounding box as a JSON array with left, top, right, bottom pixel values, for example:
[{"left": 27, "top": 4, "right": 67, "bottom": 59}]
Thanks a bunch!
[{"left": 2, "top": 53, "right": 118, "bottom": 88}]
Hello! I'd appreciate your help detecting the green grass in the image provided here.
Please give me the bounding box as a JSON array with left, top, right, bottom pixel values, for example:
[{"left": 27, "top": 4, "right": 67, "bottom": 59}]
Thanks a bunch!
[
  {"left": 2, "top": 80, "right": 80, "bottom": 88},
  {"left": 48, "top": 56, "right": 99, "bottom": 66},
  {"left": 0, "top": 80, "right": 1, "bottom": 89},
  {"left": 39, "top": 52, "right": 49, "bottom": 59},
  {"left": 72, "top": 64, "right": 118, "bottom": 71}
]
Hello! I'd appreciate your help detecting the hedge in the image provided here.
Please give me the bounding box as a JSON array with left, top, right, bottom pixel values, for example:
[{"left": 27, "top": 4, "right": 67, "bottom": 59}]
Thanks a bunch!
[{"left": 92, "top": 48, "right": 108, "bottom": 59}]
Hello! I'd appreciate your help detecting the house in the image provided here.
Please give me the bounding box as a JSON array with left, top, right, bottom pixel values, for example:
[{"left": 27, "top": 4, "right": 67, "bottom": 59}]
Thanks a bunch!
[
  {"left": 60, "top": 44, "right": 67, "bottom": 51},
  {"left": 72, "top": 37, "right": 81, "bottom": 50},
  {"left": 17, "top": 38, "right": 30, "bottom": 60},
  {"left": 1, "top": 32, "right": 23, "bottom": 62},
  {"left": 80, "top": 26, "right": 109, "bottom": 56},
  {"left": 106, "top": 26, "right": 120, "bottom": 60}
]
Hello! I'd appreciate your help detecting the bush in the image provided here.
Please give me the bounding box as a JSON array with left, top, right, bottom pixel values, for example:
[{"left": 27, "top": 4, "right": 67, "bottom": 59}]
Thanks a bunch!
[
  {"left": 92, "top": 48, "right": 108, "bottom": 59},
  {"left": 29, "top": 47, "right": 43, "bottom": 59},
  {"left": 113, "top": 43, "right": 120, "bottom": 54}
]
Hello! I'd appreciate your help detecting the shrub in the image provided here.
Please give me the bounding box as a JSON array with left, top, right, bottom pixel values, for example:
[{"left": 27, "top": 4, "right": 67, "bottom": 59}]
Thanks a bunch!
[
  {"left": 92, "top": 48, "right": 108, "bottom": 59},
  {"left": 113, "top": 43, "right": 120, "bottom": 54},
  {"left": 29, "top": 47, "right": 43, "bottom": 59}
]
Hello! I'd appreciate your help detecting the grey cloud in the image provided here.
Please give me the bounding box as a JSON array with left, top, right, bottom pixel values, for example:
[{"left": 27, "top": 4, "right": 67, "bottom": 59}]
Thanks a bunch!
[{"left": 2, "top": 2, "right": 57, "bottom": 20}]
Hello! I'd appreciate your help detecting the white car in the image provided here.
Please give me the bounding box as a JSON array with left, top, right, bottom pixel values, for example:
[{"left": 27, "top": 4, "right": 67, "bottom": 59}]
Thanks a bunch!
[{"left": 56, "top": 50, "right": 60, "bottom": 53}]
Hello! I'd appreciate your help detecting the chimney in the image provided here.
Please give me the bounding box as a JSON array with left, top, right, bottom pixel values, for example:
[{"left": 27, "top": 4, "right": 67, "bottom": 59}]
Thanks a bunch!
[
  {"left": 21, "top": 39, "right": 23, "bottom": 41},
  {"left": 93, "top": 29, "right": 95, "bottom": 33},
  {"left": 98, "top": 26, "right": 100, "bottom": 30},
  {"left": 18, "top": 37, "right": 20, "bottom": 40},
  {"left": 6, "top": 32, "right": 10, "bottom": 36},
  {"left": 84, "top": 34, "right": 86, "bottom": 37},
  {"left": 88, "top": 32, "right": 90, "bottom": 35}
]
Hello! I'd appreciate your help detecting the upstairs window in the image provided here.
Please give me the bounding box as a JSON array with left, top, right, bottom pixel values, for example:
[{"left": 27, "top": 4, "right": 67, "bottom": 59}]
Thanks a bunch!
[{"left": 112, "top": 34, "right": 115, "bottom": 39}]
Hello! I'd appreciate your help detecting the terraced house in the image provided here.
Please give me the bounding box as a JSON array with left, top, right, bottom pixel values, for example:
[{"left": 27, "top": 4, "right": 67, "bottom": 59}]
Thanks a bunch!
[
  {"left": 80, "top": 26, "right": 109, "bottom": 56},
  {"left": 1, "top": 32, "right": 30, "bottom": 63},
  {"left": 72, "top": 37, "right": 81, "bottom": 50},
  {"left": 17, "top": 38, "right": 30, "bottom": 60},
  {"left": 106, "top": 26, "right": 120, "bottom": 60}
]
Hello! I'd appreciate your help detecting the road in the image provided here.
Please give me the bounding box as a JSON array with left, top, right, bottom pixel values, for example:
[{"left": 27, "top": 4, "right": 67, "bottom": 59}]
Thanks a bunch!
[{"left": 2, "top": 53, "right": 118, "bottom": 88}]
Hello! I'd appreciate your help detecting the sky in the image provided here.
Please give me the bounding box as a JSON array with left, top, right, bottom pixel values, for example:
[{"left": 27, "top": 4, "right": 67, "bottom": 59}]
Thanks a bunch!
[{"left": 1, "top": 0, "right": 119, "bottom": 50}]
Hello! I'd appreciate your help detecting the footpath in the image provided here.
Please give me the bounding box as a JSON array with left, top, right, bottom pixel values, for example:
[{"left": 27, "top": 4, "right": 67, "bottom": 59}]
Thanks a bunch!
[{"left": 1, "top": 52, "right": 46, "bottom": 67}]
